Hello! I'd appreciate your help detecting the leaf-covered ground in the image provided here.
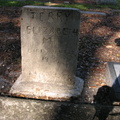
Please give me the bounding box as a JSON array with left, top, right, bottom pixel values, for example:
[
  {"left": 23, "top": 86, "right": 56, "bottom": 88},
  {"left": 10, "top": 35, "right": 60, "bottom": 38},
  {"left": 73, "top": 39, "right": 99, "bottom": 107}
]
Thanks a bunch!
[{"left": 0, "top": 7, "right": 120, "bottom": 103}]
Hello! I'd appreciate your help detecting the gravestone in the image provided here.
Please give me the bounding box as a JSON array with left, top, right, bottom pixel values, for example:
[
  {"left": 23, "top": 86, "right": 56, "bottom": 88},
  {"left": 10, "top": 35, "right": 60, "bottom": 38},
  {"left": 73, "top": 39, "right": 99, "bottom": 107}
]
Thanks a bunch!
[
  {"left": 9, "top": 6, "right": 84, "bottom": 101},
  {"left": 96, "top": 0, "right": 116, "bottom": 4},
  {"left": 105, "top": 62, "right": 120, "bottom": 99}
]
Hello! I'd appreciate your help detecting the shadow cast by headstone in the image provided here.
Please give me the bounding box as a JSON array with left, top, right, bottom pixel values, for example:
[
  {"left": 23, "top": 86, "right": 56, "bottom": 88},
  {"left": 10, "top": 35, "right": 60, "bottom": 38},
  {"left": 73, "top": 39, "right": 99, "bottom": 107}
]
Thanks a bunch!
[
  {"left": 93, "top": 85, "right": 115, "bottom": 120},
  {"left": 52, "top": 101, "right": 93, "bottom": 120}
]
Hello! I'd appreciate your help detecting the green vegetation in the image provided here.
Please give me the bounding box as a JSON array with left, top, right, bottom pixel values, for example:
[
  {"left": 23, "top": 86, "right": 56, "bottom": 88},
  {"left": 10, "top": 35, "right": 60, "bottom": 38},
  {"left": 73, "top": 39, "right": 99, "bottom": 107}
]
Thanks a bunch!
[
  {"left": 117, "top": 0, "right": 120, "bottom": 3},
  {"left": 0, "top": 0, "right": 120, "bottom": 11},
  {"left": 0, "top": 0, "right": 44, "bottom": 7},
  {"left": 52, "top": 3, "right": 120, "bottom": 11},
  {"left": 52, "top": 0, "right": 120, "bottom": 11}
]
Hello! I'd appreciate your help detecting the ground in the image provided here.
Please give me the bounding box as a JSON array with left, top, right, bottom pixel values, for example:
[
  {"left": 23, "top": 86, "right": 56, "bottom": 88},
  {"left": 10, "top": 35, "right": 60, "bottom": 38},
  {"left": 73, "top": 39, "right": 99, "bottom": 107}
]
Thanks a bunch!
[{"left": 0, "top": 6, "right": 120, "bottom": 104}]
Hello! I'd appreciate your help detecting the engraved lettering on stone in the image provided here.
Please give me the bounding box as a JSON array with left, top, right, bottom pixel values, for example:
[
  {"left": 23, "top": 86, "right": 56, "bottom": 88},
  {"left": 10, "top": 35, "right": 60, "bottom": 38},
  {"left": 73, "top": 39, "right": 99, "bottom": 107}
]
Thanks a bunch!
[
  {"left": 48, "top": 12, "right": 54, "bottom": 21},
  {"left": 31, "top": 12, "right": 35, "bottom": 19},
  {"left": 65, "top": 12, "right": 71, "bottom": 21},
  {"left": 43, "top": 27, "right": 48, "bottom": 34},
  {"left": 65, "top": 12, "right": 71, "bottom": 18},
  {"left": 27, "top": 48, "right": 40, "bottom": 53},
  {"left": 63, "top": 28, "right": 71, "bottom": 35},
  {"left": 26, "top": 26, "right": 78, "bottom": 36},
  {"left": 33, "top": 49, "right": 38, "bottom": 52},
  {"left": 26, "top": 26, "right": 31, "bottom": 34},
  {"left": 29, "top": 9, "right": 32, "bottom": 12},
  {"left": 56, "top": 28, "right": 61, "bottom": 35},
  {"left": 39, "top": 12, "right": 44, "bottom": 21},
  {"left": 57, "top": 11, "right": 62, "bottom": 20},
  {"left": 40, "top": 49, "right": 43, "bottom": 53},
  {"left": 33, "top": 27, "right": 39, "bottom": 34},
  {"left": 43, "top": 37, "right": 52, "bottom": 43},
  {"left": 42, "top": 57, "right": 48, "bottom": 62},
  {"left": 73, "top": 29, "right": 78, "bottom": 36},
  {"left": 49, "top": 27, "right": 54, "bottom": 35}
]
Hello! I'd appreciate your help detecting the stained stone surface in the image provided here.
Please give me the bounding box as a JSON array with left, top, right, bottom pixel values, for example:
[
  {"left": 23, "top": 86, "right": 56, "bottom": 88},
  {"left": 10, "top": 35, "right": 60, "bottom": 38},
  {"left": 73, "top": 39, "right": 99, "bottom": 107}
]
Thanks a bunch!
[
  {"left": 114, "top": 64, "right": 120, "bottom": 85},
  {"left": 105, "top": 62, "right": 120, "bottom": 99},
  {"left": 1, "top": 96, "right": 120, "bottom": 120},
  {"left": 10, "top": 6, "right": 84, "bottom": 101}
]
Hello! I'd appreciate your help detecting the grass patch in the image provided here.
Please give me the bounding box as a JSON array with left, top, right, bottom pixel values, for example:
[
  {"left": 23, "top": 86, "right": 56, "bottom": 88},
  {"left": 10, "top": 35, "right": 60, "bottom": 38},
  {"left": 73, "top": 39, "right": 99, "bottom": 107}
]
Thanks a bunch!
[
  {"left": 117, "top": 0, "right": 120, "bottom": 3},
  {"left": 0, "top": 0, "right": 120, "bottom": 11},
  {"left": 52, "top": 3, "right": 120, "bottom": 11},
  {"left": 51, "top": 4, "right": 89, "bottom": 11},
  {"left": 0, "top": 0, "right": 44, "bottom": 7}
]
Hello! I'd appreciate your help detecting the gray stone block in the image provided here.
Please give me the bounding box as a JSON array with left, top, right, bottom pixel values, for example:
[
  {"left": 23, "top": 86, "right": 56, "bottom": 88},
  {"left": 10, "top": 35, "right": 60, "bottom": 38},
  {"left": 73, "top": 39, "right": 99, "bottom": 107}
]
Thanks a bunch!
[
  {"left": 105, "top": 62, "right": 120, "bottom": 99},
  {"left": 0, "top": 95, "right": 120, "bottom": 120},
  {"left": 10, "top": 6, "right": 84, "bottom": 101}
]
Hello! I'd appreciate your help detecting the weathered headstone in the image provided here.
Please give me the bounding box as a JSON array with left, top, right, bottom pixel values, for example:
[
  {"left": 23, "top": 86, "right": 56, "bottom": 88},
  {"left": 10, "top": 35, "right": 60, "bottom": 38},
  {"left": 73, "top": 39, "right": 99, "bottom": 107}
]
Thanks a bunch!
[
  {"left": 105, "top": 62, "right": 120, "bottom": 99},
  {"left": 96, "top": 0, "right": 116, "bottom": 4},
  {"left": 9, "top": 6, "right": 84, "bottom": 101}
]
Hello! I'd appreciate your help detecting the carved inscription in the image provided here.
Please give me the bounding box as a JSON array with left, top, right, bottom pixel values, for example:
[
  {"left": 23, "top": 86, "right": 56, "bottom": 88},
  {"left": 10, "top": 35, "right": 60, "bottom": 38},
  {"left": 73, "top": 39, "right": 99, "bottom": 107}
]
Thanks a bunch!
[
  {"left": 28, "top": 9, "right": 73, "bottom": 21},
  {"left": 31, "top": 12, "right": 35, "bottom": 19},
  {"left": 27, "top": 48, "right": 38, "bottom": 53},
  {"left": 24, "top": 7, "right": 79, "bottom": 71},
  {"left": 48, "top": 12, "right": 54, "bottom": 20},
  {"left": 43, "top": 37, "right": 52, "bottom": 43},
  {"left": 26, "top": 26, "right": 78, "bottom": 36},
  {"left": 42, "top": 57, "right": 48, "bottom": 62},
  {"left": 39, "top": 12, "right": 44, "bottom": 21},
  {"left": 27, "top": 26, "right": 31, "bottom": 34},
  {"left": 25, "top": 9, "right": 79, "bottom": 41}
]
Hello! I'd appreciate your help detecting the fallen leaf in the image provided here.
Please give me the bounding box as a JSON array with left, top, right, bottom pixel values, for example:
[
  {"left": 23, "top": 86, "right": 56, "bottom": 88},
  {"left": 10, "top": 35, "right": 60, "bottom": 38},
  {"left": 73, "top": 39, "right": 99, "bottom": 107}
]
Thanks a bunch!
[{"left": 106, "top": 45, "right": 113, "bottom": 48}]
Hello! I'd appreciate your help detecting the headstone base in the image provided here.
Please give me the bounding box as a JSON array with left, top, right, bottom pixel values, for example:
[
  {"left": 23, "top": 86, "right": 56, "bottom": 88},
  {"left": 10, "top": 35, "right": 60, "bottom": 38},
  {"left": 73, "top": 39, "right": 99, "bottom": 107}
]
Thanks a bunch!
[{"left": 9, "top": 75, "right": 84, "bottom": 101}]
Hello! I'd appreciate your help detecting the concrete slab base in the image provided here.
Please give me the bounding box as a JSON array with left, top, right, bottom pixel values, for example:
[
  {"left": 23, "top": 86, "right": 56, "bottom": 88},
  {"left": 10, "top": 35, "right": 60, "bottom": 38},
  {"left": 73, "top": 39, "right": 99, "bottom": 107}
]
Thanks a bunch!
[
  {"left": 9, "top": 75, "right": 84, "bottom": 101},
  {"left": 0, "top": 95, "right": 120, "bottom": 120}
]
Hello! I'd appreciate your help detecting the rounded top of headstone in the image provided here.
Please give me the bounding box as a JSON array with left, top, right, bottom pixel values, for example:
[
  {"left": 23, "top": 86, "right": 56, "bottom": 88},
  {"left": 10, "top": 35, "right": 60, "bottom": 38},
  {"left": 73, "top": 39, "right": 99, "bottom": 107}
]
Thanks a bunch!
[{"left": 23, "top": 5, "right": 81, "bottom": 12}]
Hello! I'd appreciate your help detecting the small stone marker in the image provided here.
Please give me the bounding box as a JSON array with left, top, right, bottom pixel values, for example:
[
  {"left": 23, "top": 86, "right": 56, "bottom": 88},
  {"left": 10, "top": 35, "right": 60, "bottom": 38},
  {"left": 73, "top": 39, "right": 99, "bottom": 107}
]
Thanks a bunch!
[
  {"left": 9, "top": 6, "right": 84, "bottom": 101},
  {"left": 96, "top": 0, "right": 116, "bottom": 4},
  {"left": 105, "top": 62, "right": 120, "bottom": 99}
]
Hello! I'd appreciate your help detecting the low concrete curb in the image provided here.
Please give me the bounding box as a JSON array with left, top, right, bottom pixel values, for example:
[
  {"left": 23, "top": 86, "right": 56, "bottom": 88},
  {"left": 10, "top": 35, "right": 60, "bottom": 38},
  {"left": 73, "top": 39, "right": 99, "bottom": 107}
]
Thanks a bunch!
[
  {"left": 0, "top": 96, "right": 120, "bottom": 120},
  {"left": 81, "top": 11, "right": 106, "bottom": 16}
]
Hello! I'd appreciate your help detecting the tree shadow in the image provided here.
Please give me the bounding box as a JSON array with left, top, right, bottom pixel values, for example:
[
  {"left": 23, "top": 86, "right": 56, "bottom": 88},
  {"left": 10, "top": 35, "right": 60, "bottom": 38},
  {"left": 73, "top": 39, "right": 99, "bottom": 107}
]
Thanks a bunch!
[
  {"left": 93, "top": 76, "right": 120, "bottom": 120},
  {"left": 76, "top": 11, "right": 120, "bottom": 102},
  {"left": 0, "top": 7, "right": 21, "bottom": 94}
]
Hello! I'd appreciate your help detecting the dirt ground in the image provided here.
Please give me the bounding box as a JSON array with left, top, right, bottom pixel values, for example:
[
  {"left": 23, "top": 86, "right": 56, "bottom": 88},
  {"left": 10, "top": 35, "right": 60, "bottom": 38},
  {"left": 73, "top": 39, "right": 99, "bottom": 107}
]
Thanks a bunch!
[{"left": 0, "top": 6, "right": 120, "bottom": 104}]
